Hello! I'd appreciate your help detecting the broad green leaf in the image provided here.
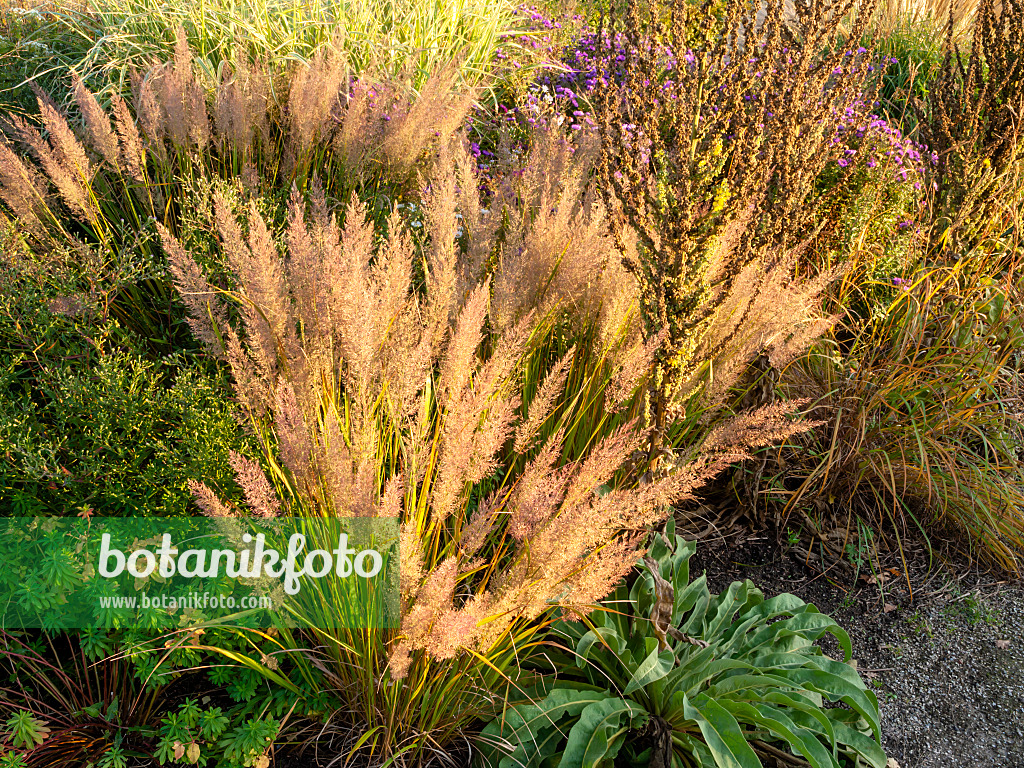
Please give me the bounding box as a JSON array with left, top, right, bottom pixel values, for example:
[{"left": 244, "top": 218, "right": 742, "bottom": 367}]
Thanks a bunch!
[
  {"left": 479, "top": 688, "right": 616, "bottom": 768},
  {"left": 623, "top": 644, "right": 675, "bottom": 696},
  {"left": 727, "top": 700, "right": 840, "bottom": 768},
  {"left": 575, "top": 625, "right": 627, "bottom": 668},
  {"left": 786, "top": 709, "right": 887, "bottom": 768},
  {"left": 673, "top": 574, "right": 711, "bottom": 627},
  {"left": 703, "top": 673, "right": 803, "bottom": 698},
  {"left": 759, "top": 691, "right": 835, "bottom": 744},
  {"left": 774, "top": 668, "right": 881, "bottom": 741},
  {"left": 682, "top": 694, "right": 763, "bottom": 768},
  {"left": 557, "top": 698, "right": 648, "bottom": 768}
]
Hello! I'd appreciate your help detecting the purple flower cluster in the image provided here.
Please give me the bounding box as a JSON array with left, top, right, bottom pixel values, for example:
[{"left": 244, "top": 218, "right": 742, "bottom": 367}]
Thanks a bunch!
[
  {"left": 476, "top": 9, "right": 936, "bottom": 213},
  {"left": 493, "top": 5, "right": 584, "bottom": 70},
  {"left": 832, "top": 102, "right": 930, "bottom": 189}
]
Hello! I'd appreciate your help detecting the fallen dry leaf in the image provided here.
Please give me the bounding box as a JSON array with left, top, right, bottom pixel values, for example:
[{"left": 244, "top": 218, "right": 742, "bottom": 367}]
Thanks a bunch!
[
  {"left": 260, "top": 652, "right": 280, "bottom": 671},
  {"left": 996, "top": 639, "right": 1011, "bottom": 650},
  {"left": 883, "top": 603, "right": 897, "bottom": 613},
  {"left": 887, "top": 759, "right": 902, "bottom": 768}
]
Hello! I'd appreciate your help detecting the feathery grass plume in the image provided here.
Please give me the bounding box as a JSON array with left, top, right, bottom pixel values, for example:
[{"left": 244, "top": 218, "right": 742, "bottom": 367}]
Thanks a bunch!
[
  {"left": 214, "top": 192, "right": 300, "bottom": 393},
  {"left": 122, "top": 36, "right": 481, "bottom": 210},
  {"left": 379, "top": 61, "right": 478, "bottom": 181},
  {"left": 9, "top": 104, "right": 97, "bottom": 227},
  {"left": 187, "top": 479, "right": 234, "bottom": 517},
  {"left": 0, "top": 140, "right": 48, "bottom": 237},
  {"left": 132, "top": 70, "right": 166, "bottom": 163},
  {"left": 273, "top": 380, "right": 314, "bottom": 492},
  {"left": 157, "top": 221, "right": 228, "bottom": 355},
  {"left": 332, "top": 77, "right": 386, "bottom": 176},
  {"left": 606, "top": 329, "right": 665, "bottom": 415},
  {"left": 454, "top": 137, "right": 507, "bottom": 290},
  {"left": 286, "top": 46, "right": 348, "bottom": 169},
  {"left": 213, "top": 51, "right": 271, "bottom": 159},
  {"left": 914, "top": 0, "right": 1024, "bottom": 256},
  {"left": 491, "top": 129, "right": 614, "bottom": 331},
  {"left": 594, "top": 0, "right": 879, "bottom": 467},
  {"left": 109, "top": 93, "right": 146, "bottom": 185},
  {"left": 693, "top": 241, "right": 840, "bottom": 408},
  {"left": 153, "top": 26, "right": 211, "bottom": 151},
  {"left": 439, "top": 281, "right": 490, "bottom": 407},
  {"left": 513, "top": 344, "right": 574, "bottom": 453},
  {"left": 72, "top": 73, "right": 120, "bottom": 170},
  {"left": 228, "top": 450, "right": 280, "bottom": 518}
]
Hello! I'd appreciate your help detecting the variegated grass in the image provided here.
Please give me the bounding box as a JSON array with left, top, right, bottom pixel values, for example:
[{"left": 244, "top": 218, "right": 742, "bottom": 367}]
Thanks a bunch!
[{"left": 11, "top": 0, "right": 547, "bottom": 102}]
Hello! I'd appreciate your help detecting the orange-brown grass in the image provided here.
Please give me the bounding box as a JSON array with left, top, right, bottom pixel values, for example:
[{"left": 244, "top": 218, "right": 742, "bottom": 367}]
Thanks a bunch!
[{"left": 770, "top": 255, "right": 1024, "bottom": 576}]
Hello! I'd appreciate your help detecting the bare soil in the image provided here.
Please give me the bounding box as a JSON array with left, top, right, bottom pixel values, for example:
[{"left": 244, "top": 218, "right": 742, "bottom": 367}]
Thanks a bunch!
[{"left": 690, "top": 534, "right": 1024, "bottom": 768}]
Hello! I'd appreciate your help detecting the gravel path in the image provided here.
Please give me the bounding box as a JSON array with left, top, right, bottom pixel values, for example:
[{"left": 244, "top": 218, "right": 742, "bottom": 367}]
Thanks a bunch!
[{"left": 693, "top": 538, "right": 1024, "bottom": 768}]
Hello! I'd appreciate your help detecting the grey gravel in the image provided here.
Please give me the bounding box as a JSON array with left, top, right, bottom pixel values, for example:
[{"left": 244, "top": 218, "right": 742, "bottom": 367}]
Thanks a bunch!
[
  {"left": 693, "top": 541, "right": 1024, "bottom": 768},
  {"left": 862, "top": 586, "right": 1024, "bottom": 768}
]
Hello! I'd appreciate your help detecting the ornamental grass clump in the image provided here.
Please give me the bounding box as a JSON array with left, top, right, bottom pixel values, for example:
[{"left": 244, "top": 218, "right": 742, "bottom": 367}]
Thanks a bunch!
[
  {"left": 156, "top": 99, "right": 826, "bottom": 758},
  {"left": 870, "top": 0, "right": 978, "bottom": 41},
  {"left": 159, "top": 147, "right": 804, "bottom": 761},
  {"left": 768, "top": 257, "right": 1024, "bottom": 575},
  {"left": 0, "top": 32, "right": 476, "bottom": 344},
  {"left": 750, "top": 0, "right": 1024, "bottom": 572},
  {"left": 28, "top": 0, "right": 536, "bottom": 100}
]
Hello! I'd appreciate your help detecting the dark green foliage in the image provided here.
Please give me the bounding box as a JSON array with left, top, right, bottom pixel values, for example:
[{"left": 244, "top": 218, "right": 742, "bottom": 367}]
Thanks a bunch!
[
  {"left": 478, "top": 521, "right": 885, "bottom": 768},
  {"left": 154, "top": 699, "right": 277, "bottom": 768},
  {"left": 0, "top": 245, "right": 251, "bottom": 516},
  {"left": 0, "top": 627, "right": 308, "bottom": 768}
]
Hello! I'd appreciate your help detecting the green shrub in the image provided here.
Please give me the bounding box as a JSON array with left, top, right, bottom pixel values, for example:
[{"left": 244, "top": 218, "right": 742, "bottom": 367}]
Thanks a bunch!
[
  {"left": 478, "top": 520, "right": 885, "bottom": 768},
  {"left": 0, "top": 242, "right": 250, "bottom": 516}
]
